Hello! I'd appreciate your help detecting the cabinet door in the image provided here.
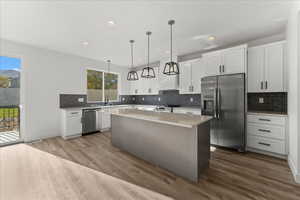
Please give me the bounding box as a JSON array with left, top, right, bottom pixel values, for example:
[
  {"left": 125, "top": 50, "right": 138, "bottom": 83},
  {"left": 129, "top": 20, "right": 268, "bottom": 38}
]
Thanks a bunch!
[
  {"left": 202, "top": 52, "right": 222, "bottom": 76},
  {"left": 66, "top": 116, "right": 82, "bottom": 136},
  {"left": 248, "top": 47, "right": 265, "bottom": 92},
  {"left": 265, "top": 43, "right": 284, "bottom": 92},
  {"left": 148, "top": 67, "right": 159, "bottom": 95},
  {"left": 99, "top": 110, "right": 111, "bottom": 130},
  {"left": 222, "top": 47, "right": 246, "bottom": 74},
  {"left": 191, "top": 59, "right": 205, "bottom": 94},
  {"left": 130, "top": 79, "right": 138, "bottom": 95},
  {"left": 179, "top": 62, "right": 192, "bottom": 94}
]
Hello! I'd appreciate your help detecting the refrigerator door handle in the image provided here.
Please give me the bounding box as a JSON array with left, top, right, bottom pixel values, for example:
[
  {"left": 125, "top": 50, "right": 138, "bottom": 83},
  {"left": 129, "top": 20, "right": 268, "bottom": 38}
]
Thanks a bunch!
[
  {"left": 217, "top": 88, "right": 221, "bottom": 119},
  {"left": 214, "top": 88, "right": 218, "bottom": 118}
]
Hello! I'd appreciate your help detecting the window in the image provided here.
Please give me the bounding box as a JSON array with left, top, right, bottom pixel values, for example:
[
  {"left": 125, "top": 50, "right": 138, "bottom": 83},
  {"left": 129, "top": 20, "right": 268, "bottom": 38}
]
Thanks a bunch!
[
  {"left": 104, "top": 72, "right": 118, "bottom": 101},
  {"left": 87, "top": 69, "right": 119, "bottom": 102}
]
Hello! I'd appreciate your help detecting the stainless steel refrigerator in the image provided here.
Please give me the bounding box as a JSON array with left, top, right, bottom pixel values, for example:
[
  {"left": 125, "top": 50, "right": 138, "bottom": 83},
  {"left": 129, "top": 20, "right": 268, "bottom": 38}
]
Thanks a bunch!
[{"left": 201, "top": 73, "right": 245, "bottom": 151}]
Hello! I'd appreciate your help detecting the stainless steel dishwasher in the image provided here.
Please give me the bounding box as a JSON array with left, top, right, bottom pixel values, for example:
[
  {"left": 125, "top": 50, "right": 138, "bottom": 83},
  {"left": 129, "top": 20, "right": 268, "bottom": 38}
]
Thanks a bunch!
[{"left": 82, "top": 109, "right": 98, "bottom": 135}]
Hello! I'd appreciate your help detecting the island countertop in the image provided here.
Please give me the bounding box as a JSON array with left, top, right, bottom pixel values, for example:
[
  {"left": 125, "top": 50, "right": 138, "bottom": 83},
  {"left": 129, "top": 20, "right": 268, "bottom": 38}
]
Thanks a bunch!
[{"left": 111, "top": 108, "right": 212, "bottom": 128}]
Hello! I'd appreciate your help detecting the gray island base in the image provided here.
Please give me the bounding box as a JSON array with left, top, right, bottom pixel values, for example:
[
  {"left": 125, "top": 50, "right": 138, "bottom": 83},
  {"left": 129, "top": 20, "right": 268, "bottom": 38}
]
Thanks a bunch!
[{"left": 111, "top": 109, "right": 212, "bottom": 182}]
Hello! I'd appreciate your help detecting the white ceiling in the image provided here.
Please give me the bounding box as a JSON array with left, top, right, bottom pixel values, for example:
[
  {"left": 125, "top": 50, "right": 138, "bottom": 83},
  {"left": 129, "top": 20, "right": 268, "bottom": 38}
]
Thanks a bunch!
[{"left": 0, "top": 1, "right": 293, "bottom": 67}]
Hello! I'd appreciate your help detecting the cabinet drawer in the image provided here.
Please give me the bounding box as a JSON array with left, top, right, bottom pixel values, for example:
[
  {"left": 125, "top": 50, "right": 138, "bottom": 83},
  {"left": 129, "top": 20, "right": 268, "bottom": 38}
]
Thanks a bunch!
[
  {"left": 67, "top": 110, "right": 81, "bottom": 117},
  {"left": 247, "top": 135, "right": 285, "bottom": 155},
  {"left": 247, "top": 123, "right": 285, "bottom": 140},
  {"left": 247, "top": 114, "right": 286, "bottom": 126}
]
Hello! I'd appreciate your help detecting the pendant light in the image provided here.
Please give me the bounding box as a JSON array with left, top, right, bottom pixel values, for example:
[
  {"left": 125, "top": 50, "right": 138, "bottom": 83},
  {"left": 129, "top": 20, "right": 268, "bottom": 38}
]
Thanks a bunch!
[
  {"left": 107, "top": 59, "right": 111, "bottom": 72},
  {"left": 163, "top": 20, "right": 179, "bottom": 75},
  {"left": 127, "top": 40, "right": 139, "bottom": 81},
  {"left": 141, "top": 31, "right": 156, "bottom": 78}
]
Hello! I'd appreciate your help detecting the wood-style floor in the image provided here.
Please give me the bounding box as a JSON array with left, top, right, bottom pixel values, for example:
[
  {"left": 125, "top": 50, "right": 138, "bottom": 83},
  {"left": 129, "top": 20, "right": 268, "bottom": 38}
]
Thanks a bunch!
[{"left": 3, "top": 132, "right": 300, "bottom": 200}]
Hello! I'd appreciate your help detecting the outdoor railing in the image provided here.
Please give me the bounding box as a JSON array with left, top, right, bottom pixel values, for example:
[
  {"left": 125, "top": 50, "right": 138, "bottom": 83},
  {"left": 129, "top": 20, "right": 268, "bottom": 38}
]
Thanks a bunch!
[{"left": 0, "top": 105, "right": 20, "bottom": 133}]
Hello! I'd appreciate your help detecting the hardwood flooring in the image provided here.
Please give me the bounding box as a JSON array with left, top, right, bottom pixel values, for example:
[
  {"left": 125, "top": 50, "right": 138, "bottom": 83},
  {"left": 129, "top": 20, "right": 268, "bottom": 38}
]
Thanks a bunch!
[{"left": 3, "top": 132, "right": 300, "bottom": 200}]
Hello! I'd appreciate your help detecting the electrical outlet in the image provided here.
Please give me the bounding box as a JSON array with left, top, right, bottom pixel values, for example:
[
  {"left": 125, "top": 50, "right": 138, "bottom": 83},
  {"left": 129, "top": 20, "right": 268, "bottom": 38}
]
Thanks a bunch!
[
  {"left": 142, "top": 97, "right": 145, "bottom": 101},
  {"left": 132, "top": 97, "right": 135, "bottom": 101},
  {"left": 122, "top": 97, "right": 125, "bottom": 101},
  {"left": 78, "top": 98, "right": 84, "bottom": 102},
  {"left": 158, "top": 97, "right": 161, "bottom": 102},
  {"left": 190, "top": 97, "right": 194, "bottom": 102},
  {"left": 258, "top": 97, "right": 264, "bottom": 104}
]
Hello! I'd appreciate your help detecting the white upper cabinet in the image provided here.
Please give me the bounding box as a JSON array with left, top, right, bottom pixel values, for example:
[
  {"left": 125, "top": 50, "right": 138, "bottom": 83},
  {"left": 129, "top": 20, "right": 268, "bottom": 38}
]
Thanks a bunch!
[
  {"left": 265, "top": 43, "right": 284, "bottom": 92},
  {"left": 179, "top": 61, "right": 192, "bottom": 94},
  {"left": 222, "top": 46, "right": 246, "bottom": 74},
  {"left": 248, "top": 41, "right": 286, "bottom": 93},
  {"left": 202, "top": 44, "right": 247, "bottom": 76},
  {"left": 202, "top": 52, "right": 222, "bottom": 76},
  {"left": 179, "top": 58, "right": 204, "bottom": 94},
  {"left": 248, "top": 47, "right": 265, "bottom": 92}
]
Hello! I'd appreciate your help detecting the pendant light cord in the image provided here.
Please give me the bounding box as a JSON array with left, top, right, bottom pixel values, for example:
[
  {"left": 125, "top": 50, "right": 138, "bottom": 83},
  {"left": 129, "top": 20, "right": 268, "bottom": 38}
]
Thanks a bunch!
[
  {"left": 146, "top": 31, "right": 151, "bottom": 72},
  {"left": 170, "top": 23, "right": 172, "bottom": 62},
  {"left": 130, "top": 40, "right": 134, "bottom": 69}
]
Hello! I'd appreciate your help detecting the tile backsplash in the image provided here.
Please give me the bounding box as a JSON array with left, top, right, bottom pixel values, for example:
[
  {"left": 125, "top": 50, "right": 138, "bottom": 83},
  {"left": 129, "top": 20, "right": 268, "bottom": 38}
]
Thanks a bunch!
[
  {"left": 60, "top": 90, "right": 201, "bottom": 108},
  {"left": 247, "top": 92, "right": 287, "bottom": 114},
  {"left": 120, "top": 90, "right": 201, "bottom": 107},
  {"left": 60, "top": 94, "right": 87, "bottom": 108}
]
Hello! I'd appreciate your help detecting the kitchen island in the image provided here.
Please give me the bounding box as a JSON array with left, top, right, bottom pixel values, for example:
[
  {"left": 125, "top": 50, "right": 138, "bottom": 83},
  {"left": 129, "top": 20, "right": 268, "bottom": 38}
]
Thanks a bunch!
[{"left": 111, "top": 109, "right": 212, "bottom": 182}]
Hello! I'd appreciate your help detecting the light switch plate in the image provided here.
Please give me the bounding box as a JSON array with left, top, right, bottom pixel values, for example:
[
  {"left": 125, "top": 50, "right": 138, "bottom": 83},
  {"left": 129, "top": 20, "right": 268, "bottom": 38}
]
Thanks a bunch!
[
  {"left": 158, "top": 97, "right": 161, "bottom": 102},
  {"left": 78, "top": 98, "right": 84, "bottom": 102},
  {"left": 122, "top": 97, "right": 125, "bottom": 101},
  {"left": 190, "top": 97, "right": 194, "bottom": 102},
  {"left": 142, "top": 97, "right": 145, "bottom": 101},
  {"left": 258, "top": 97, "right": 264, "bottom": 104}
]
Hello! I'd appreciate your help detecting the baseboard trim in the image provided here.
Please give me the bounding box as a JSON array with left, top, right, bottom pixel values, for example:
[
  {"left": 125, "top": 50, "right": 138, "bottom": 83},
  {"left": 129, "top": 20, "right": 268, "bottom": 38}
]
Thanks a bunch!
[
  {"left": 246, "top": 147, "right": 287, "bottom": 159},
  {"left": 288, "top": 155, "right": 300, "bottom": 183}
]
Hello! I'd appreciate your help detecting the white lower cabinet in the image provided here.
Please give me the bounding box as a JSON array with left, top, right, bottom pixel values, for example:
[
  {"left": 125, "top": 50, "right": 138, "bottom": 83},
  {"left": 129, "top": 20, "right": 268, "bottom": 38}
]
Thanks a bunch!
[
  {"left": 61, "top": 109, "right": 82, "bottom": 139},
  {"left": 97, "top": 109, "right": 111, "bottom": 131},
  {"left": 247, "top": 113, "right": 287, "bottom": 156}
]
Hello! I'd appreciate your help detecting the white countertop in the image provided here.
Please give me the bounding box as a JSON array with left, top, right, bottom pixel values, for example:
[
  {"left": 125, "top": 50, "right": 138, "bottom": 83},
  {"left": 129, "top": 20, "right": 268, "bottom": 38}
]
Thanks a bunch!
[
  {"left": 60, "top": 104, "right": 201, "bottom": 113},
  {"left": 111, "top": 109, "right": 211, "bottom": 128},
  {"left": 247, "top": 111, "right": 288, "bottom": 117}
]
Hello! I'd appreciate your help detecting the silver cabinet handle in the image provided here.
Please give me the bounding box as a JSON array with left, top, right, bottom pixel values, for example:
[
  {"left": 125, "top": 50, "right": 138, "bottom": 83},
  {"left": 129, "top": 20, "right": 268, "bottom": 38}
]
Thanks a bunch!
[
  {"left": 219, "top": 65, "right": 221, "bottom": 73},
  {"left": 259, "top": 118, "right": 271, "bottom": 122},
  {"left": 265, "top": 81, "right": 268, "bottom": 89},
  {"left": 258, "top": 129, "right": 271, "bottom": 133},
  {"left": 261, "top": 81, "right": 263, "bottom": 90},
  {"left": 222, "top": 65, "right": 225, "bottom": 73},
  {"left": 258, "top": 142, "right": 271, "bottom": 146}
]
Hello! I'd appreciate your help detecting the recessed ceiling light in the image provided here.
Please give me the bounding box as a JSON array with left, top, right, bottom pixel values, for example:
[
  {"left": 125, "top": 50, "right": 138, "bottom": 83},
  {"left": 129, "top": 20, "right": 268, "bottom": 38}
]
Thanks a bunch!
[
  {"left": 192, "top": 35, "right": 208, "bottom": 40},
  {"left": 107, "top": 20, "right": 115, "bottom": 26},
  {"left": 82, "top": 41, "right": 89, "bottom": 46},
  {"left": 208, "top": 36, "right": 216, "bottom": 41}
]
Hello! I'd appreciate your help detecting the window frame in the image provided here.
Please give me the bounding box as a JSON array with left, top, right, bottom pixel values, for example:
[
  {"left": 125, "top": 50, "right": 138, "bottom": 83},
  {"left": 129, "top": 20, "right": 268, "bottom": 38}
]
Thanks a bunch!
[{"left": 86, "top": 68, "right": 120, "bottom": 103}]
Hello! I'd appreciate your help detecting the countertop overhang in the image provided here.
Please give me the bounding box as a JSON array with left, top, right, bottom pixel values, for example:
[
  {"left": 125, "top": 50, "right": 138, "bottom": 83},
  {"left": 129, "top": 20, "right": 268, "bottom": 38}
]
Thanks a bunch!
[{"left": 111, "top": 109, "right": 212, "bottom": 128}]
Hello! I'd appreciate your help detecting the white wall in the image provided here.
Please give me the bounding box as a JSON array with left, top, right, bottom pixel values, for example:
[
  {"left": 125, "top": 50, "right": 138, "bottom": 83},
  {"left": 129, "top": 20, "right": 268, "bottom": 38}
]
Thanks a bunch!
[
  {"left": 286, "top": 3, "right": 300, "bottom": 183},
  {"left": 0, "top": 39, "right": 130, "bottom": 142}
]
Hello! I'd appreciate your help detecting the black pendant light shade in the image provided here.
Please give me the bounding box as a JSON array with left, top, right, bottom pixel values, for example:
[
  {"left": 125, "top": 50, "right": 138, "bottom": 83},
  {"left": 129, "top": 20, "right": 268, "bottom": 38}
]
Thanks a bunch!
[
  {"left": 127, "top": 40, "right": 139, "bottom": 81},
  {"left": 163, "top": 20, "right": 179, "bottom": 75},
  {"left": 141, "top": 31, "right": 156, "bottom": 78},
  {"left": 141, "top": 67, "right": 155, "bottom": 78},
  {"left": 127, "top": 70, "right": 139, "bottom": 80},
  {"left": 163, "top": 61, "right": 179, "bottom": 75}
]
